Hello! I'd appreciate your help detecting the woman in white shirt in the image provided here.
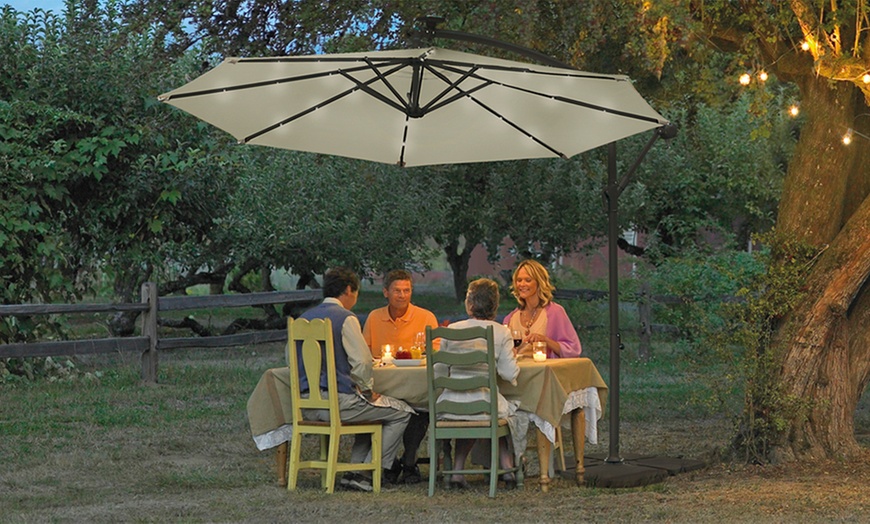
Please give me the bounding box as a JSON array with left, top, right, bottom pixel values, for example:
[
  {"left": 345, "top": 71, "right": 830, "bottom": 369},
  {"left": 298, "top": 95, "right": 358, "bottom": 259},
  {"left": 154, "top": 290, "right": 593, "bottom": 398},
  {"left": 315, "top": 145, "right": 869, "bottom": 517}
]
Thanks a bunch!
[{"left": 435, "top": 278, "right": 520, "bottom": 489}]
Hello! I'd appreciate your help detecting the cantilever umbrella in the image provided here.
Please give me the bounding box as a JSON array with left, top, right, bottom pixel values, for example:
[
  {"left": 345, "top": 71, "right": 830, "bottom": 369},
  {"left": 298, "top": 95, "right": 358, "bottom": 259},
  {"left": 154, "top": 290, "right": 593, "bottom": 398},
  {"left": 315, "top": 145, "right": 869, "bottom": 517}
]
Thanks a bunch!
[
  {"left": 158, "top": 47, "right": 668, "bottom": 167},
  {"left": 160, "top": 45, "right": 678, "bottom": 485}
]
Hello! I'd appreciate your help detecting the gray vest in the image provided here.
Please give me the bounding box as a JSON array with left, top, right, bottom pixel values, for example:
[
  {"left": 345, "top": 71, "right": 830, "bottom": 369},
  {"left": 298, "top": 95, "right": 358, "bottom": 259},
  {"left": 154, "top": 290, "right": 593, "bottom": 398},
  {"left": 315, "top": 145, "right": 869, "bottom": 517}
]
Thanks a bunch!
[{"left": 298, "top": 301, "right": 356, "bottom": 394}]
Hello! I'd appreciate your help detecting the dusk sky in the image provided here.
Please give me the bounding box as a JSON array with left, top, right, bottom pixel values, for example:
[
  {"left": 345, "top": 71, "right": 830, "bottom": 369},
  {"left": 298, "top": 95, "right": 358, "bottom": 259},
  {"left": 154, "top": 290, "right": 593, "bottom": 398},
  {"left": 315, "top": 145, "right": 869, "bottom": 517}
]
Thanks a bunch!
[{"left": 3, "top": 1, "right": 66, "bottom": 13}]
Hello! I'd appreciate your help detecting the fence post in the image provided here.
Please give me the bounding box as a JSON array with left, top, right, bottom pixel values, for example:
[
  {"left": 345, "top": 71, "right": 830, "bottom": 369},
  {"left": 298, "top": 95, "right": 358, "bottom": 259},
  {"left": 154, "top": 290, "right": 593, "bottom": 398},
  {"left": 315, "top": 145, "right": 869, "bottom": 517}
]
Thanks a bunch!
[
  {"left": 141, "top": 282, "right": 158, "bottom": 383},
  {"left": 638, "top": 282, "right": 652, "bottom": 362}
]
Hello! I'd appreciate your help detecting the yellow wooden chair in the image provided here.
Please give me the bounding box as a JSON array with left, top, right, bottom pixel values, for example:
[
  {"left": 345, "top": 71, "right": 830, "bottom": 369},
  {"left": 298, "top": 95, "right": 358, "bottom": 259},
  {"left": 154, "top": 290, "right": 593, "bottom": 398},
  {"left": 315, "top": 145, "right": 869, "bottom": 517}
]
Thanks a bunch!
[
  {"left": 286, "top": 317, "right": 383, "bottom": 493},
  {"left": 425, "top": 324, "right": 523, "bottom": 498}
]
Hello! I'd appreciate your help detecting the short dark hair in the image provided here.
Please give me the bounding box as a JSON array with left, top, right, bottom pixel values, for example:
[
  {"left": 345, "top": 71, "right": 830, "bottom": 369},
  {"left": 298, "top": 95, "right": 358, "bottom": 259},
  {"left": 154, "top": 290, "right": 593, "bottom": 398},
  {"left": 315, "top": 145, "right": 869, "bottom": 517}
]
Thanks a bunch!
[
  {"left": 383, "top": 269, "right": 413, "bottom": 290},
  {"left": 322, "top": 267, "right": 360, "bottom": 299},
  {"left": 465, "top": 278, "right": 500, "bottom": 320}
]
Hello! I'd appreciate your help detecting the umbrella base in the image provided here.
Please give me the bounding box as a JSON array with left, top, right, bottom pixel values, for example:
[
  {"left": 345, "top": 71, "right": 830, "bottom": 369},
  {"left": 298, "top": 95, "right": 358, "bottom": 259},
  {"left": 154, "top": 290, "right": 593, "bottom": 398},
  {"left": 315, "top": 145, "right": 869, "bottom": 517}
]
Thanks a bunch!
[{"left": 556, "top": 453, "right": 706, "bottom": 488}]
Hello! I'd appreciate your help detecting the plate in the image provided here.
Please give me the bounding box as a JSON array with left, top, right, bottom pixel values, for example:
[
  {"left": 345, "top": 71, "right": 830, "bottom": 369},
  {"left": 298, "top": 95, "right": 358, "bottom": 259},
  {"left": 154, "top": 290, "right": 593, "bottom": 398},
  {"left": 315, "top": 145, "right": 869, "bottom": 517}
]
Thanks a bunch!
[{"left": 392, "top": 358, "right": 424, "bottom": 367}]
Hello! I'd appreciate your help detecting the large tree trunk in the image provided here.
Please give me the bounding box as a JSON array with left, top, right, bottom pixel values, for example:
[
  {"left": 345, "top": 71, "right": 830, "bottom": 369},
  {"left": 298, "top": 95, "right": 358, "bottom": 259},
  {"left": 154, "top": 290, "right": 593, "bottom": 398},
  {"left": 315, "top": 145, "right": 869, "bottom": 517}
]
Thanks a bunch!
[
  {"left": 768, "top": 77, "right": 870, "bottom": 460},
  {"left": 443, "top": 238, "right": 472, "bottom": 302}
]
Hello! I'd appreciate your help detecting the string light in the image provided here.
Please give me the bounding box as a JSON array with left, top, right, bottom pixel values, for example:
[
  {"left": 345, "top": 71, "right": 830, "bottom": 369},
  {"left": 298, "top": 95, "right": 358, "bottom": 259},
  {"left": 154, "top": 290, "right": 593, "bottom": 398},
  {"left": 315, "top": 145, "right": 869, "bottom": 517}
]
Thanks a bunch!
[
  {"left": 758, "top": 71, "right": 768, "bottom": 82},
  {"left": 842, "top": 114, "right": 870, "bottom": 146},
  {"left": 864, "top": 74, "right": 870, "bottom": 84},
  {"left": 842, "top": 128, "right": 870, "bottom": 145},
  {"left": 739, "top": 73, "right": 751, "bottom": 85},
  {"left": 789, "top": 105, "right": 800, "bottom": 117},
  {"left": 801, "top": 41, "right": 811, "bottom": 51}
]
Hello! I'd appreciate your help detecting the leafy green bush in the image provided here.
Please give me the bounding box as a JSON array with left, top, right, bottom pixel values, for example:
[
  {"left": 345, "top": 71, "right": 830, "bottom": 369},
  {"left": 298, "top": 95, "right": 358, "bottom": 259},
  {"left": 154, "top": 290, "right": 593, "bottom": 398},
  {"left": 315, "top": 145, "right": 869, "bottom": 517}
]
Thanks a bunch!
[
  {"left": 644, "top": 250, "right": 766, "bottom": 341},
  {"left": 1, "top": 356, "right": 102, "bottom": 385}
]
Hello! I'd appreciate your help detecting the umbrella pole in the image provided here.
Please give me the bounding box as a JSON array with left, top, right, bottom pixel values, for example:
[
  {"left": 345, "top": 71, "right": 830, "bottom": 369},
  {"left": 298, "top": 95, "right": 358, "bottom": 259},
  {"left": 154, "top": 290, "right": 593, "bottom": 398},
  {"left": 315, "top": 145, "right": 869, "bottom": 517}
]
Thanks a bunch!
[
  {"left": 605, "top": 142, "right": 623, "bottom": 464},
  {"left": 585, "top": 129, "right": 699, "bottom": 488}
]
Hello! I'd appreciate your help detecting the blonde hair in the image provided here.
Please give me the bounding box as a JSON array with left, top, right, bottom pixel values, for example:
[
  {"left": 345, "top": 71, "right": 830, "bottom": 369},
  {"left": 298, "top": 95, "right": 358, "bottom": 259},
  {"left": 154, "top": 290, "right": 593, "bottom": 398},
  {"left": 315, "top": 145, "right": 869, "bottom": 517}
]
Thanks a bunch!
[{"left": 510, "top": 259, "right": 554, "bottom": 309}]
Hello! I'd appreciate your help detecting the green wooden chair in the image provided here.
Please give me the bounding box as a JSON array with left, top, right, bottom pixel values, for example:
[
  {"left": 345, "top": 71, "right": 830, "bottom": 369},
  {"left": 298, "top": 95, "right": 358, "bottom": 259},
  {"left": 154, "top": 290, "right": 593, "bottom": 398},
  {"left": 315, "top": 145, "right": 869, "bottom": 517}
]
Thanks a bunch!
[
  {"left": 425, "top": 324, "right": 523, "bottom": 497},
  {"left": 286, "top": 317, "right": 383, "bottom": 493}
]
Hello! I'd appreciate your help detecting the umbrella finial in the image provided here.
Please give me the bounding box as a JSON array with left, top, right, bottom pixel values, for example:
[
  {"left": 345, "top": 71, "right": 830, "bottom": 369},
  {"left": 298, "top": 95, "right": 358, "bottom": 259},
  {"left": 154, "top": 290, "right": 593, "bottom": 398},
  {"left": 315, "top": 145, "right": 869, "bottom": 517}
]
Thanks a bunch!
[
  {"left": 657, "top": 123, "right": 679, "bottom": 140},
  {"left": 408, "top": 16, "right": 444, "bottom": 46}
]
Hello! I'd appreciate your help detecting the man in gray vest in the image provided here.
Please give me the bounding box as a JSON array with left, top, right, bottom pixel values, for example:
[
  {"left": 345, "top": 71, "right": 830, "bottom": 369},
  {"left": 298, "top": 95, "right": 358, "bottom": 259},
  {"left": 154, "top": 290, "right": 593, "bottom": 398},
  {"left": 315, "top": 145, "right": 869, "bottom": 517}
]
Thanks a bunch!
[{"left": 298, "top": 267, "right": 411, "bottom": 491}]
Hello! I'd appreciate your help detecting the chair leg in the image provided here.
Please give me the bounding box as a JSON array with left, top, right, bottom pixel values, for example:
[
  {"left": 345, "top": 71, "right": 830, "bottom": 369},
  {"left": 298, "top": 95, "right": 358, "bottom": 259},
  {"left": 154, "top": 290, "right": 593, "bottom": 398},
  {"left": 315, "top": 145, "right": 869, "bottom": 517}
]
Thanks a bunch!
[
  {"left": 318, "top": 435, "right": 329, "bottom": 489},
  {"left": 325, "top": 434, "right": 340, "bottom": 493},
  {"left": 276, "top": 442, "right": 289, "bottom": 487},
  {"left": 428, "top": 433, "right": 437, "bottom": 497},
  {"left": 371, "top": 429, "right": 382, "bottom": 493},
  {"left": 287, "top": 433, "right": 303, "bottom": 491},
  {"left": 489, "top": 436, "right": 499, "bottom": 498}
]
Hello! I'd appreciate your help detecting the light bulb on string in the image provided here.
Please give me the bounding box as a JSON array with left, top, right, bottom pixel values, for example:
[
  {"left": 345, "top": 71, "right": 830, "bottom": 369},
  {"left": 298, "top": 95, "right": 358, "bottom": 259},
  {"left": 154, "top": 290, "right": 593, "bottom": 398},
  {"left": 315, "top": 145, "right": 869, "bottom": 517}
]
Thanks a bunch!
[
  {"left": 841, "top": 115, "right": 870, "bottom": 145},
  {"left": 843, "top": 129, "right": 853, "bottom": 145},
  {"left": 863, "top": 74, "right": 870, "bottom": 84},
  {"left": 788, "top": 105, "right": 800, "bottom": 117},
  {"left": 758, "top": 71, "right": 768, "bottom": 82},
  {"left": 801, "top": 41, "right": 811, "bottom": 51},
  {"left": 739, "top": 73, "right": 752, "bottom": 86}
]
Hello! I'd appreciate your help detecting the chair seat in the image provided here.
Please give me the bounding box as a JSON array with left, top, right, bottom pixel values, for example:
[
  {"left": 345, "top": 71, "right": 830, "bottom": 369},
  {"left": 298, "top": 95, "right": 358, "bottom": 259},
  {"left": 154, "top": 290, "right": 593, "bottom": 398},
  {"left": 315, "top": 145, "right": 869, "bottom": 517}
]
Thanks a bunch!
[
  {"left": 297, "top": 420, "right": 384, "bottom": 428},
  {"left": 436, "top": 418, "right": 509, "bottom": 428}
]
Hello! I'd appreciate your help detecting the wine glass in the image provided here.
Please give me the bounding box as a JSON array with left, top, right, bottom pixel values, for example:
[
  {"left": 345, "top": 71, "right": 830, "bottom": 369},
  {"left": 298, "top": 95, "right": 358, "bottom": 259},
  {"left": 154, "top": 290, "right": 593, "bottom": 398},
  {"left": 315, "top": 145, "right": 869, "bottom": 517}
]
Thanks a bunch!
[
  {"left": 415, "top": 332, "right": 426, "bottom": 356},
  {"left": 511, "top": 329, "right": 523, "bottom": 353}
]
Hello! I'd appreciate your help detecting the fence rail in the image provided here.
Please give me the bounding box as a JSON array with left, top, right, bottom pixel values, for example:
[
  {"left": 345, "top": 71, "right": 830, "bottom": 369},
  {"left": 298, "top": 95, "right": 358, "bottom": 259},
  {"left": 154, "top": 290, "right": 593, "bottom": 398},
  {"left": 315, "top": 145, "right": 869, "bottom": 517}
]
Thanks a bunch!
[
  {"left": 1, "top": 283, "right": 322, "bottom": 382},
  {"left": 2, "top": 282, "right": 724, "bottom": 380}
]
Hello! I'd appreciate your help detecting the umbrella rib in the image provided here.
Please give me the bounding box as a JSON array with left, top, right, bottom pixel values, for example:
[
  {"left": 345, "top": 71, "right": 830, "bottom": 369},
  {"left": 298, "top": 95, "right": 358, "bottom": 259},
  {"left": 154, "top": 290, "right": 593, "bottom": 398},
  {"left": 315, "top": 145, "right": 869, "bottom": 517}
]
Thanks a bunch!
[
  {"left": 512, "top": 84, "right": 663, "bottom": 124},
  {"left": 414, "top": 63, "right": 483, "bottom": 115},
  {"left": 397, "top": 61, "right": 567, "bottom": 158},
  {"left": 159, "top": 67, "right": 355, "bottom": 100},
  {"left": 399, "top": 113, "right": 411, "bottom": 167},
  {"left": 160, "top": 61, "right": 407, "bottom": 101},
  {"left": 345, "top": 58, "right": 413, "bottom": 113},
  {"left": 428, "top": 58, "right": 624, "bottom": 80},
  {"left": 242, "top": 63, "right": 411, "bottom": 143},
  {"left": 431, "top": 62, "right": 663, "bottom": 126},
  {"left": 467, "top": 97, "right": 568, "bottom": 159}
]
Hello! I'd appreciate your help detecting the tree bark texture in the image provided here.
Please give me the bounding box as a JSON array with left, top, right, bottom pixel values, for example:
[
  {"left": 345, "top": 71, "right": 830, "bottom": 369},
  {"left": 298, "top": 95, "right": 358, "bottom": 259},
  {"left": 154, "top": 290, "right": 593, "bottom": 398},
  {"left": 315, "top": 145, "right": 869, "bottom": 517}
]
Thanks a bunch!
[
  {"left": 772, "top": 76, "right": 870, "bottom": 460},
  {"left": 443, "top": 239, "right": 472, "bottom": 302}
]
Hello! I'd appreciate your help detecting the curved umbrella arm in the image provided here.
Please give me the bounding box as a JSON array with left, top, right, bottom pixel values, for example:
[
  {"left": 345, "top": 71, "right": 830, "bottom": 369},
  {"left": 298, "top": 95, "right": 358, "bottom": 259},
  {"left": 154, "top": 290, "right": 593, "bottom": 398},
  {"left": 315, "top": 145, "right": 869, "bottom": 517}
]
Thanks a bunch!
[{"left": 408, "top": 16, "right": 576, "bottom": 70}]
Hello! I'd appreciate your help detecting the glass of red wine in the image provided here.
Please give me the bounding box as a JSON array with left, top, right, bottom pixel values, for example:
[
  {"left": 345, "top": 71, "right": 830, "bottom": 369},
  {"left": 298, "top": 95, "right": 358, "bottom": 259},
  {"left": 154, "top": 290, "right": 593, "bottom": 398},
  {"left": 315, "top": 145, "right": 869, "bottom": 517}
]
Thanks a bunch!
[{"left": 511, "top": 329, "right": 523, "bottom": 352}]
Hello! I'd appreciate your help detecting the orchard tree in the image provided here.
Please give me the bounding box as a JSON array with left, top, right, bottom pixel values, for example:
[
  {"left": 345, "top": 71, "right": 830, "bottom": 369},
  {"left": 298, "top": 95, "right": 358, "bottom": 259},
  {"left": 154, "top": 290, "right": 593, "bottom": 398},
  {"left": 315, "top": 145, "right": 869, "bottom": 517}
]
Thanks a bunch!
[
  {"left": 223, "top": 149, "right": 442, "bottom": 287},
  {"left": 486, "top": 157, "right": 606, "bottom": 263},
  {"left": 0, "top": 4, "right": 245, "bottom": 337}
]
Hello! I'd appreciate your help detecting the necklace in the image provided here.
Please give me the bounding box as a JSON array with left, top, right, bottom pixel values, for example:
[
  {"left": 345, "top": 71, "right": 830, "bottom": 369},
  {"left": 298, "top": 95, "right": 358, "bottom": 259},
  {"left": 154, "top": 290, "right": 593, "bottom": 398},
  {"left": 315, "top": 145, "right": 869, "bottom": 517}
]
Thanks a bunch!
[{"left": 522, "top": 306, "right": 540, "bottom": 335}]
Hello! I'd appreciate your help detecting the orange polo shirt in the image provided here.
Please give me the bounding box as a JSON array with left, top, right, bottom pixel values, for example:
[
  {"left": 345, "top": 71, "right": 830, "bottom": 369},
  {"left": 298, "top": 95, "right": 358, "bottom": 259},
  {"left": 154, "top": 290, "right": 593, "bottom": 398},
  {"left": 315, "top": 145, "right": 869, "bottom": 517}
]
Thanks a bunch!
[{"left": 362, "top": 303, "right": 440, "bottom": 357}]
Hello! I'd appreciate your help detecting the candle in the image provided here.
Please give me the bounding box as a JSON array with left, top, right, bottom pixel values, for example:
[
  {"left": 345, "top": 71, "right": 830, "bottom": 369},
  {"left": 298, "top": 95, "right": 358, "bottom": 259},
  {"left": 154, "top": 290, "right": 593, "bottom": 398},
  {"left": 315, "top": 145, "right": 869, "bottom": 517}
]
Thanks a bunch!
[
  {"left": 382, "top": 344, "right": 394, "bottom": 365},
  {"left": 533, "top": 350, "right": 547, "bottom": 362}
]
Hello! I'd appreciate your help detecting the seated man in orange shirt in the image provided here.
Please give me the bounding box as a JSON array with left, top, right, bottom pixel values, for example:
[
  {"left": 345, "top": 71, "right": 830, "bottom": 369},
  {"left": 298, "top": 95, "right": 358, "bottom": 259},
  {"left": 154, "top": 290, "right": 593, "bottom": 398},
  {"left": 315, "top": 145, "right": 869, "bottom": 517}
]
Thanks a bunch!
[{"left": 363, "top": 269, "right": 440, "bottom": 484}]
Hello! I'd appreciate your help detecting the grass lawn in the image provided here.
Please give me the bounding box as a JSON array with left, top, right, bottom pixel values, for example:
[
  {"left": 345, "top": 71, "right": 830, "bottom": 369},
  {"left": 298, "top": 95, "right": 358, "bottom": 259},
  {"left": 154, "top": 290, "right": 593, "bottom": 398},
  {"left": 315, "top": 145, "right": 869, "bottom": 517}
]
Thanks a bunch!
[{"left": 4, "top": 292, "right": 870, "bottom": 522}]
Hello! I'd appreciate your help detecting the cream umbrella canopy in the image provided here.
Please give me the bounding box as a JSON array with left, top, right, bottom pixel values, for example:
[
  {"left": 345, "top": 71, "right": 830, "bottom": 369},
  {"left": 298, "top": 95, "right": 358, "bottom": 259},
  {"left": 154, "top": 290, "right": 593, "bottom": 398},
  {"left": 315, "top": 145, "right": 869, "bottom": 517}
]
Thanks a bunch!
[{"left": 158, "top": 47, "right": 668, "bottom": 167}]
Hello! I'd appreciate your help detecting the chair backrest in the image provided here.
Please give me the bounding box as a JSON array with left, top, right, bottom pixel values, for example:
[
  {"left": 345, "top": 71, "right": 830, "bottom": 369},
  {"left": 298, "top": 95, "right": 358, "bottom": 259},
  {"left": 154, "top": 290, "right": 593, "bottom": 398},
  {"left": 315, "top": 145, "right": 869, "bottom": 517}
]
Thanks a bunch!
[
  {"left": 425, "top": 324, "right": 500, "bottom": 427},
  {"left": 287, "top": 317, "right": 340, "bottom": 425}
]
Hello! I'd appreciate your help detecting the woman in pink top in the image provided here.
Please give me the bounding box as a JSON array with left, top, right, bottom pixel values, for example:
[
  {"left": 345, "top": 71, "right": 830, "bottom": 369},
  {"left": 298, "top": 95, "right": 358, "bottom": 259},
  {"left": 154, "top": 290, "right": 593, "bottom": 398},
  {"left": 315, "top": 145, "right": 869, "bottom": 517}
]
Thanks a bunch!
[{"left": 503, "top": 259, "right": 582, "bottom": 359}]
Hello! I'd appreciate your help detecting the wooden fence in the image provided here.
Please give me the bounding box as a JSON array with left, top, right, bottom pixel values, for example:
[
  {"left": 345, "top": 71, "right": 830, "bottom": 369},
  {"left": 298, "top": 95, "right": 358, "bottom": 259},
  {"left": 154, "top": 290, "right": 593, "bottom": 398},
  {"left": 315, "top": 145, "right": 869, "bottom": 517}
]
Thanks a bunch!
[
  {"left": 0, "top": 283, "right": 321, "bottom": 383},
  {"left": 1, "top": 282, "right": 711, "bottom": 382},
  {"left": 553, "top": 283, "right": 689, "bottom": 361}
]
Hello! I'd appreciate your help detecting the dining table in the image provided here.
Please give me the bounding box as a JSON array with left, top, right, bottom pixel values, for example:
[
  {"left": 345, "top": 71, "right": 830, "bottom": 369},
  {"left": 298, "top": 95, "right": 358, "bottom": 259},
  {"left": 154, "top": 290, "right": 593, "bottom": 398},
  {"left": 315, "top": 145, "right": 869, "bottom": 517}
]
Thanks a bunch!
[{"left": 247, "top": 357, "right": 607, "bottom": 490}]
